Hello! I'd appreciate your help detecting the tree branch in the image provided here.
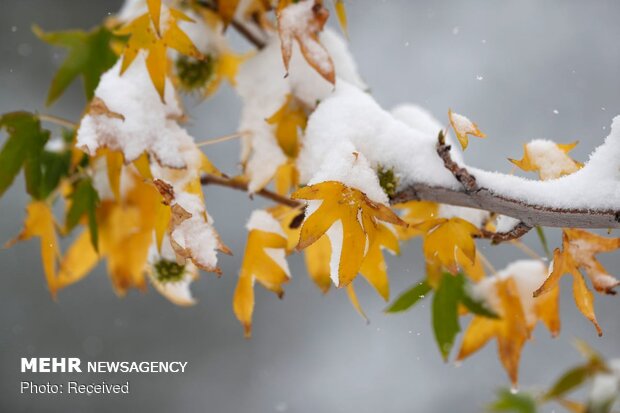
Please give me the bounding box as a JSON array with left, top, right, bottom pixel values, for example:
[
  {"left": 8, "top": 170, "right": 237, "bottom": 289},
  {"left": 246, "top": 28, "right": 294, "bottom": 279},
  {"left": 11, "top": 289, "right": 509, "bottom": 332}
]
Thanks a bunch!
[
  {"left": 200, "top": 173, "right": 301, "bottom": 208},
  {"left": 391, "top": 137, "right": 620, "bottom": 231}
]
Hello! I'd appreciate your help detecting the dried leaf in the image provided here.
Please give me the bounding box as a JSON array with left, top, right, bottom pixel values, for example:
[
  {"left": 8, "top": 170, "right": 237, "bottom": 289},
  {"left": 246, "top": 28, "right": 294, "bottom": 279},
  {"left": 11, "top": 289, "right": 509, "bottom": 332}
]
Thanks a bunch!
[
  {"left": 448, "top": 109, "right": 485, "bottom": 150},
  {"left": 277, "top": 0, "right": 335, "bottom": 84},
  {"left": 509, "top": 140, "right": 582, "bottom": 180},
  {"left": 534, "top": 229, "right": 620, "bottom": 336}
]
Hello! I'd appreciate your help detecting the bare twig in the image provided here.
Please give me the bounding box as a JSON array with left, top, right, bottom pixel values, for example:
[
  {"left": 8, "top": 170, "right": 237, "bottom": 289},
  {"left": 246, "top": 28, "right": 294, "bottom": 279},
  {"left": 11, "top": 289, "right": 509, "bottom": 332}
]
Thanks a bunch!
[
  {"left": 436, "top": 131, "right": 478, "bottom": 192},
  {"left": 200, "top": 173, "right": 301, "bottom": 208}
]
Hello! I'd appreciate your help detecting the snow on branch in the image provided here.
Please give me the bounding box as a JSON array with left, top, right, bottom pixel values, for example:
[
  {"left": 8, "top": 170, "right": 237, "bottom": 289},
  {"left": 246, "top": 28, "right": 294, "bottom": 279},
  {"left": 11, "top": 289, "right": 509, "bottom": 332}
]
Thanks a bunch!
[{"left": 299, "top": 82, "right": 620, "bottom": 233}]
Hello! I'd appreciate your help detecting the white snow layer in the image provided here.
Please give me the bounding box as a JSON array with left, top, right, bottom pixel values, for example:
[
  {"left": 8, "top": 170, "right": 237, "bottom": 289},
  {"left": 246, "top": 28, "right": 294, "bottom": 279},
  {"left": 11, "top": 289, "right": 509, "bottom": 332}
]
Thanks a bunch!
[
  {"left": 236, "top": 29, "right": 365, "bottom": 193},
  {"left": 521, "top": 139, "right": 581, "bottom": 180},
  {"left": 301, "top": 79, "right": 620, "bottom": 211},
  {"left": 77, "top": 55, "right": 194, "bottom": 168}
]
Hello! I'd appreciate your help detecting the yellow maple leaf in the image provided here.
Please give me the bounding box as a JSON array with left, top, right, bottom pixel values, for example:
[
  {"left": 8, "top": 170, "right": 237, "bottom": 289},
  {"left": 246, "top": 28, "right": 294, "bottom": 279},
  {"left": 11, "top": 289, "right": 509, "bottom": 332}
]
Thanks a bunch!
[
  {"left": 269, "top": 205, "right": 332, "bottom": 293},
  {"left": 534, "top": 229, "right": 620, "bottom": 336},
  {"left": 448, "top": 109, "right": 486, "bottom": 150},
  {"left": 393, "top": 201, "right": 439, "bottom": 240},
  {"left": 458, "top": 275, "right": 560, "bottom": 385},
  {"left": 292, "top": 181, "right": 406, "bottom": 287},
  {"left": 11, "top": 202, "right": 61, "bottom": 297},
  {"left": 413, "top": 217, "right": 481, "bottom": 275},
  {"left": 509, "top": 140, "right": 583, "bottom": 180},
  {"left": 277, "top": 0, "right": 335, "bottom": 84},
  {"left": 233, "top": 227, "right": 290, "bottom": 337},
  {"left": 116, "top": 3, "right": 203, "bottom": 100}
]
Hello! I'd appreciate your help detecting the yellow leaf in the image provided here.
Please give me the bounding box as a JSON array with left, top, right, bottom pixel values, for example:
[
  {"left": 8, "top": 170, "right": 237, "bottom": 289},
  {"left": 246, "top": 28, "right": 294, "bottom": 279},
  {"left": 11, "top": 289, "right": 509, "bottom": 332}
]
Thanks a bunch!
[
  {"left": 509, "top": 140, "right": 582, "bottom": 180},
  {"left": 215, "top": 0, "right": 241, "bottom": 26},
  {"left": 346, "top": 283, "right": 368, "bottom": 322},
  {"left": 458, "top": 278, "right": 529, "bottom": 385},
  {"left": 116, "top": 7, "right": 202, "bottom": 100},
  {"left": 269, "top": 205, "right": 332, "bottom": 293},
  {"left": 233, "top": 228, "right": 290, "bottom": 337},
  {"left": 274, "top": 161, "right": 299, "bottom": 196},
  {"left": 393, "top": 201, "right": 438, "bottom": 240},
  {"left": 266, "top": 94, "right": 308, "bottom": 159},
  {"left": 146, "top": 0, "right": 162, "bottom": 32},
  {"left": 132, "top": 152, "right": 153, "bottom": 180},
  {"left": 414, "top": 217, "right": 480, "bottom": 275},
  {"left": 14, "top": 202, "right": 60, "bottom": 297},
  {"left": 448, "top": 109, "right": 485, "bottom": 150},
  {"left": 57, "top": 229, "right": 100, "bottom": 289},
  {"left": 292, "top": 181, "right": 406, "bottom": 287},
  {"left": 105, "top": 149, "right": 124, "bottom": 200},
  {"left": 333, "top": 0, "right": 348, "bottom": 36},
  {"left": 304, "top": 235, "right": 332, "bottom": 293},
  {"left": 534, "top": 229, "right": 620, "bottom": 335},
  {"left": 359, "top": 223, "right": 399, "bottom": 301}
]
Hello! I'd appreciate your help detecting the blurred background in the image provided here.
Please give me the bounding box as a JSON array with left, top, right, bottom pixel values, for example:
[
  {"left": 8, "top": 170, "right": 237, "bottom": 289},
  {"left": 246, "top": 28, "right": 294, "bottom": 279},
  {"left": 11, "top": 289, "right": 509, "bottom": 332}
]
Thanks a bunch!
[{"left": 1, "top": 0, "right": 620, "bottom": 412}]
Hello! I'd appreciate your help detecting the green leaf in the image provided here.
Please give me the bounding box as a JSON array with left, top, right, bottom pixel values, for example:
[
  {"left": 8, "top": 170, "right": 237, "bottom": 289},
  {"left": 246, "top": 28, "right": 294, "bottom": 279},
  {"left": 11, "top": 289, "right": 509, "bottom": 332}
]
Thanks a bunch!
[
  {"left": 432, "top": 273, "right": 462, "bottom": 360},
  {"left": 461, "top": 280, "right": 499, "bottom": 319},
  {"left": 66, "top": 177, "right": 100, "bottom": 250},
  {"left": 385, "top": 280, "right": 431, "bottom": 313},
  {"left": 544, "top": 365, "right": 592, "bottom": 400},
  {"left": 34, "top": 25, "right": 117, "bottom": 105},
  {"left": 0, "top": 112, "right": 50, "bottom": 199},
  {"left": 39, "top": 146, "right": 72, "bottom": 200},
  {"left": 489, "top": 389, "right": 538, "bottom": 413}
]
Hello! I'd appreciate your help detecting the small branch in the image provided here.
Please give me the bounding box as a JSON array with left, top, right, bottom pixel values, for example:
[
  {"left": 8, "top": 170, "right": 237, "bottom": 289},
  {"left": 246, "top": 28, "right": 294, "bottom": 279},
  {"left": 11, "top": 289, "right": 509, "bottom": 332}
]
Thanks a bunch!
[
  {"left": 38, "top": 114, "right": 77, "bottom": 129},
  {"left": 200, "top": 173, "right": 301, "bottom": 208},
  {"left": 437, "top": 132, "right": 478, "bottom": 192},
  {"left": 478, "top": 222, "right": 533, "bottom": 244},
  {"left": 198, "top": 0, "right": 267, "bottom": 49}
]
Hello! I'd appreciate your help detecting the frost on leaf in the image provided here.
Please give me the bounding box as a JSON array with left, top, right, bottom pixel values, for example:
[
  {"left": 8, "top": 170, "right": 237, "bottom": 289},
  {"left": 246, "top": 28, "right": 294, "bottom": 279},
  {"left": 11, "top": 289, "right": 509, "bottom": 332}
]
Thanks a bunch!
[
  {"left": 448, "top": 109, "right": 485, "bottom": 150},
  {"left": 233, "top": 210, "right": 291, "bottom": 337},
  {"left": 534, "top": 229, "right": 620, "bottom": 336},
  {"left": 116, "top": 1, "right": 203, "bottom": 100},
  {"left": 292, "top": 181, "right": 406, "bottom": 287},
  {"left": 509, "top": 140, "right": 583, "bottom": 180},
  {"left": 277, "top": 0, "right": 335, "bottom": 84},
  {"left": 458, "top": 260, "right": 560, "bottom": 385}
]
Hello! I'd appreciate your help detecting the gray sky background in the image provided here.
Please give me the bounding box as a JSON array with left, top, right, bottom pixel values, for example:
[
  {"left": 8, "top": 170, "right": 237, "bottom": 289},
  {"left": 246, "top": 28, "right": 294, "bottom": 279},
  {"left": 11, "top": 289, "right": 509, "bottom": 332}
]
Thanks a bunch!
[{"left": 1, "top": 1, "right": 620, "bottom": 412}]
